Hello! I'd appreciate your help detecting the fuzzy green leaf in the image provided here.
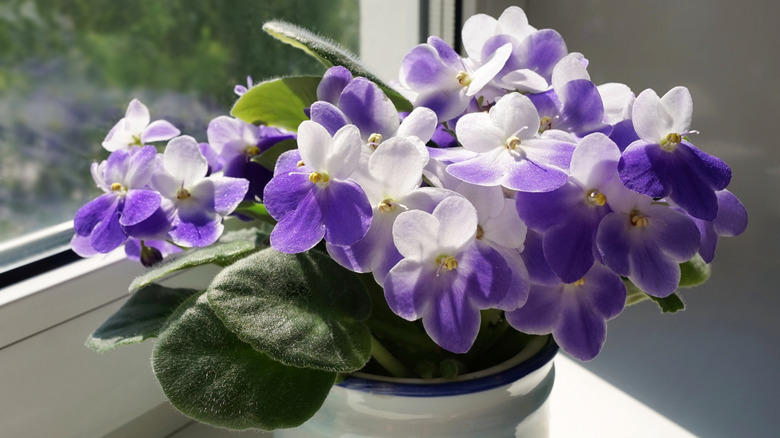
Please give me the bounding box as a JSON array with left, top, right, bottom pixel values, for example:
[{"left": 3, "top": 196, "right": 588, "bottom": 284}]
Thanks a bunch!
[
  {"left": 262, "top": 20, "right": 413, "bottom": 112},
  {"left": 231, "top": 76, "right": 320, "bottom": 131},
  {"left": 678, "top": 254, "right": 711, "bottom": 288},
  {"left": 207, "top": 247, "right": 372, "bottom": 373},
  {"left": 153, "top": 294, "right": 336, "bottom": 430},
  {"left": 86, "top": 284, "right": 200, "bottom": 352},
  {"left": 128, "top": 230, "right": 267, "bottom": 292}
]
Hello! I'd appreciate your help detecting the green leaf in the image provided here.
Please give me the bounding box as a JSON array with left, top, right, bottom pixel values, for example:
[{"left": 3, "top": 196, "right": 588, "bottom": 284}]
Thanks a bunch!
[
  {"left": 234, "top": 201, "right": 277, "bottom": 225},
  {"left": 231, "top": 76, "right": 320, "bottom": 131},
  {"left": 129, "top": 230, "right": 267, "bottom": 292},
  {"left": 678, "top": 254, "right": 711, "bottom": 287},
  {"left": 153, "top": 294, "right": 336, "bottom": 430},
  {"left": 86, "top": 284, "right": 200, "bottom": 352},
  {"left": 251, "top": 138, "right": 298, "bottom": 171},
  {"left": 649, "top": 293, "right": 685, "bottom": 313},
  {"left": 207, "top": 248, "right": 372, "bottom": 373},
  {"left": 262, "top": 20, "right": 413, "bottom": 112}
]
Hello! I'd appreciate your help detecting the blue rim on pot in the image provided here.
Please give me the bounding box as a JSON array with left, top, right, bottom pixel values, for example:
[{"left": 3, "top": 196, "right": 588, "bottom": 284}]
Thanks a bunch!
[{"left": 338, "top": 335, "right": 558, "bottom": 397}]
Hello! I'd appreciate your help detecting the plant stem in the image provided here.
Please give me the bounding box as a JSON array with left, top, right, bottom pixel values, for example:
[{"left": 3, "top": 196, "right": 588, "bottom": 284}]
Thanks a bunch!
[{"left": 370, "top": 336, "right": 415, "bottom": 378}]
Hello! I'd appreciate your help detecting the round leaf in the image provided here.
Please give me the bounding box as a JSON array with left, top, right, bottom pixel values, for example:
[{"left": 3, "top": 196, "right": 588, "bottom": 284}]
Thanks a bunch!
[
  {"left": 207, "top": 248, "right": 372, "bottom": 373},
  {"left": 152, "top": 293, "right": 336, "bottom": 430}
]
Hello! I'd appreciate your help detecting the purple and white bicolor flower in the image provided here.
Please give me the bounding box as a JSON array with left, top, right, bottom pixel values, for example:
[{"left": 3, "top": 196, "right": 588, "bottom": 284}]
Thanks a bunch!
[
  {"left": 152, "top": 136, "right": 249, "bottom": 247},
  {"left": 515, "top": 133, "right": 623, "bottom": 283},
  {"left": 398, "top": 36, "right": 512, "bottom": 122},
  {"left": 527, "top": 53, "right": 611, "bottom": 137},
  {"left": 619, "top": 87, "right": 731, "bottom": 220},
  {"left": 506, "top": 263, "right": 626, "bottom": 361},
  {"left": 72, "top": 146, "right": 167, "bottom": 255},
  {"left": 102, "top": 99, "right": 180, "bottom": 151},
  {"left": 596, "top": 186, "right": 700, "bottom": 297},
  {"left": 455, "top": 182, "right": 530, "bottom": 310},
  {"left": 462, "top": 6, "right": 567, "bottom": 93},
  {"left": 207, "top": 116, "right": 295, "bottom": 201},
  {"left": 449, "top": 92, "right": 576, "bottom": 192},
  {"left": 598, "top": 82, "right": 638, "bottom": 150},
  {"left": 384, "top": 196, "right": 512, "bottom": 353},
  {"left": 263, "top": 122, "right": 372, "bottom": 254},
  {"left": 327, "top": 136, "right": 455, "bottom": 285}
]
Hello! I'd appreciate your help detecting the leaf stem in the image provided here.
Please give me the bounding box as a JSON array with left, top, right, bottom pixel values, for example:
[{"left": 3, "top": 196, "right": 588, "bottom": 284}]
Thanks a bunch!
[{"left": 370, "top": 336, "right": 415, "bottom": 378}]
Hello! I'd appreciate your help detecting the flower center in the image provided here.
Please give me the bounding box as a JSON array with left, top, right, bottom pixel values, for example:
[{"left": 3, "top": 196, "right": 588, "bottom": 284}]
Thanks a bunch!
[
  {"left": 378, "top": 199, "right": 396, "bottom": 212},
  {"left": 245, "top": 145, "right": 260, "bottom": 157},
  {"left": 630, "top": 210, "right": 649, "bottom": 228},
  {"left": 660, "top": 133, "right": 681, "bottom": 152},
  {"left": 367, "top": 133, "right": 383, "bottom": 150},
  {"left": 177, "top": 188, "right": 191, "bottom": 200},
  {"left": 573, "top": 278, "right": 586, "bottom": 286},
  {"left": 476, "top": 225, "right": 485, "bottom": 240},
  {"left": 296, "top": 160, "right": 305, "bottom": 167},
  {"left": 539, "top": 116, "right": 553, "bottom": 133},
  {"left": 456, "top": 71, "right": 472, "bottom": 86},
  {"left": 131, "top": 135, "right": 142, "bottom": 146},
  {"left": 586, "top": 190, "right": 607, "bottom": 206},
  {"left": 436, "top": 255, "right": 458, "bottom": 272},
  {"left": 505, "top": 136, "right": 521, "bottom": 150},
  {"left": 308, "top": 171, "right": 330, "bottom": 184},
  {"left": 110, "top": 182, "right": 124, "bottom": 192}
]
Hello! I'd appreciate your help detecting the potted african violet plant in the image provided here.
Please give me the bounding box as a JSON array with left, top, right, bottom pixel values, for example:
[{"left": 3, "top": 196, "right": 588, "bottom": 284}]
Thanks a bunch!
[{"left": 75, "top": 6, "right": 747, "bottom": 436}]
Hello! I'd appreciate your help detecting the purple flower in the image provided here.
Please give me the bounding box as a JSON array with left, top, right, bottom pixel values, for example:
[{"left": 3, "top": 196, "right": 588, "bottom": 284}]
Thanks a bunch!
[
  {"left": 398, "top": 36, "right": 512, "bottom": 122},
  {"left": 527, "top": 53, "right": 611, "bottom": 137},
  {"left": 618, "top": 87, "right": 731, "bottom": 220},
  {"left": 263, "top": 122, "right": 372, "bottom": 254},
  {"left": 448, "top": 92, "right": 575, "bottom": 192},
  {"left": 102, "top": 99, "right": 180, "bottom": 151},
  {"left": 691, "top": 189, "right": 748, "bottom": 263},
  {"left": 383, "top": 196, "right": 512, "bottom": 353},
  {"left": 152, "top": 136, "right": 249, "bottom": 247},
  {"left": 72, "top": 146, "right": 166, "bottom": 254},
  {"left": 234, "top": 76, "right": 254, "bottom": 96},
  {"left": 506, "top": 263, "right": 626, "bottom": 360},
  {"left": 515, "top": 133, "right": 622, "bottom": 282},
  {"left": 596, "top": 188, "right": 700, "bottom": 297},
  {"left": 207, "top": 116, "right": 295, "bottom": 201}
]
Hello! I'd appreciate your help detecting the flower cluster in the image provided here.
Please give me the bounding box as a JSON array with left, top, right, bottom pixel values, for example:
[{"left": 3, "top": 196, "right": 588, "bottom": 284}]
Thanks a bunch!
[{"left": 76, "top": 7, "right": 746, "bottom": 362}]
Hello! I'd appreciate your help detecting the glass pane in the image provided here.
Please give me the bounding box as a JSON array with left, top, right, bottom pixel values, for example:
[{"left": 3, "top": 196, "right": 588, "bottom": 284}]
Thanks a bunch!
[{"left": 0, "top": 0, "right": 359, "bottom": 244}]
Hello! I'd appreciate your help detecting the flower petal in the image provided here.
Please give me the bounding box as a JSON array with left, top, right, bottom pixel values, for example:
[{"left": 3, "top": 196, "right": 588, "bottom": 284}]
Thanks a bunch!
[
  {"left": 320, "top": 179, "right": 372, "bottom": 247},
  {"left": 142, "top": 120, "right": 180, "bottom": 144},
  {"left": 120, "top": 189, "right": 161, "bottom": 226},
  {"left": 163, "top": 136, "right": 208, "bottom": 186}
]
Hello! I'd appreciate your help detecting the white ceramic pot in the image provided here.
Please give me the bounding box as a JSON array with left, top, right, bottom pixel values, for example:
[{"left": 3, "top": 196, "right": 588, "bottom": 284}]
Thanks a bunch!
[{"left": 275, "top": 336, "right": 558, "bottom": 438}]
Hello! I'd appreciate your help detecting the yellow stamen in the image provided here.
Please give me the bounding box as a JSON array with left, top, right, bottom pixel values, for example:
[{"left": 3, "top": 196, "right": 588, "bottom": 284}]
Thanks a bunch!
[
  {"left": 539, "top": 116, "right": 553, "bottom": 133},
  {"left": 296, "top": 160, "right": 305, "bottom": 167},
  {"left": 110, "top": 182, "right": 123, "bottom": 192},
  {"left": 456, "top": 71, "right": 472, "bottom": 86},
  {"left": 586, "top": 190, "right": 607, "bottom": 206},
  {"left": 476, "top": 225, "right": 484, "bottom": 240},
  {"left": 660, "top": 133, "right": 682, "bottom": 151},
  {"left": 368, "top": 133, "right": 383, "bottom": 150},
  {"left": 177, "top": 188, "right": 191, "bottom": 200},
  {"left": 505, "top": 136, "right": 521, "bottom": 149},
  {"left": 378, "top": 199, "right": 396, "bottom": 213},
  {"left": 573, "top": 278, "right": 586, "bottom": 286},
  {"left": 308, "top": 171, "right": 329, "bottom": 184},
  {"left": 630, "top": 210, "right": 649, "bottom": 228},
  {"left": 131, "top": 135, "right": 142, "bottom": 146},
  {"left": 245, "top": 146, "right": 260, "bottom": 157}
]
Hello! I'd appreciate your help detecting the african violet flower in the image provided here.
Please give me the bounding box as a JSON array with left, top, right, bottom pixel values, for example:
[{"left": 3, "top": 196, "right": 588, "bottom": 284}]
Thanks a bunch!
[
  {"left": 449, "top": 91, "right": 575, "bottom": 192},
  {"left": 690, "top": 189, "right": 748, "bottom": 263},
  {"left": 102, "top": 99, "right": 180, "bottom": 151},
  {"left": 384, "top": 196, "right": 512, "bottom": 353},
  {"left": 263, "top": 121, "right": 372, "bottom": 254},
  {"left": 72, "top": 146, "right": 168, "bottom": 255},
  {"left": 619, "top": 87, "right": 731, "bottom": 220},
  {"left": 151, "top": 136, "right": 249, "bottom": 247},
  {"left": 506, "top": 263, "right": 626, "bottom": 361}
]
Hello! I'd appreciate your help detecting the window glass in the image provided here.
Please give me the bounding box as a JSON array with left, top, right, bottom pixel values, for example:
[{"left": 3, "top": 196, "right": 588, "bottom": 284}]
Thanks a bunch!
[{"left": 0, "top": 0, "right": 359, "bottom": 244}]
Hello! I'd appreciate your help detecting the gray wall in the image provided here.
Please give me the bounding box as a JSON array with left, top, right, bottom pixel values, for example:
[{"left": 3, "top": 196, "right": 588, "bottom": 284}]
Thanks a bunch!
[{"left": 522, "top": 1, "right": 779, "bottom": 436}]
